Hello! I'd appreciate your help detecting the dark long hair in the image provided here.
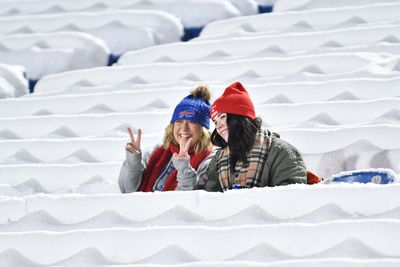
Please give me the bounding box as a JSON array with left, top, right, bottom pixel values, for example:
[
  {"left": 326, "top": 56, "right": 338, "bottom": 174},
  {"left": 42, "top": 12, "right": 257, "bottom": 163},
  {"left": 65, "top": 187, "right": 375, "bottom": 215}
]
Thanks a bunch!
[{"left": 211, "top": 114, "right": 262, "bottom": 170}]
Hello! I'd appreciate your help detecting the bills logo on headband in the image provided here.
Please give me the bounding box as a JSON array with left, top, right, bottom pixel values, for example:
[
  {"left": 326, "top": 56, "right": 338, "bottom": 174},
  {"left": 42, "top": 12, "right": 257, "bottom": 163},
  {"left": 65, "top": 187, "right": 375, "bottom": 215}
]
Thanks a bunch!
[{"left": 179, "top": 111, "right": 194, "bottom": 118}]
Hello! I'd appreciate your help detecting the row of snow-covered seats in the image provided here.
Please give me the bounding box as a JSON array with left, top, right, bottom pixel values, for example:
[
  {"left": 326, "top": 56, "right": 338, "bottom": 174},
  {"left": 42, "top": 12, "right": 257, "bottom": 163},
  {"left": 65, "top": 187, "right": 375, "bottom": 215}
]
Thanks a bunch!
[
  {"left": 1, "top": 94, "right": 399, "bottom": 139},
  {"left": 0, "top": 0, "right": 269, "bottom": 96},
  {"left": 199, "top": 2, "right": 400, "bottom": 39},
  {"left": 0, "top": 9, "right": 183, "bottom": 94},
  {"left": 3, "top": 1, "right": 399, "bottom": 96},
  {"left": 273, "top": 0, "right": 399, "bottom": 12},
  {"left": 0, "top": 0, "right": 259, "bottom": 22},
  {"left": 1, "top": 186, "right": 400, "bottom": 265},
  {"left": 0, "top": 10, "right": 183, "bottom": 57},
  {"left": 0, "top": 63, "right": 28, "bottom": 98},
  {"left": 1, "top": 78, "right": 398, "bottom": 117},
  {"left": 118, "top": 23, "right": 400, "bottom": 65},
  {"left": 34, "top": 52, "right": 400, "bottom": 94},
  {"left": 0, "top": 0, "right": 260, "bottom": 41},
  {"left": 0, "top": 32, "right": 109, "bottom": 91}
]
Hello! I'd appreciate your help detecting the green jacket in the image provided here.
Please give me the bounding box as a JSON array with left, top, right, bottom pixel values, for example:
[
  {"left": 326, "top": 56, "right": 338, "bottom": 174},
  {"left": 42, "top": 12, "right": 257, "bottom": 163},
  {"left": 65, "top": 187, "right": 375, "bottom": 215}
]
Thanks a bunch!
[{"left": 196, "top": 131, "right": 307, "bottom": 192}]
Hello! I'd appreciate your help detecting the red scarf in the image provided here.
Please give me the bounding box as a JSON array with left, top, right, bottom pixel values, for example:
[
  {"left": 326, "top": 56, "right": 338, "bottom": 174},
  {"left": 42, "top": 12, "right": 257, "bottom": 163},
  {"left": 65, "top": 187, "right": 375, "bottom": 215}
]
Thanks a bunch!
[{"left": 138, "top": 143, "right": 211, "bottom": 192}]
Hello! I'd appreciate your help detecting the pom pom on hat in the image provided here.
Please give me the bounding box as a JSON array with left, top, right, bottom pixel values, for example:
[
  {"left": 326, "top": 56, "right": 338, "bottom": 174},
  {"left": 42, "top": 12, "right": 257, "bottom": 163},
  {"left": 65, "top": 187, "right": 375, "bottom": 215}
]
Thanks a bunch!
[
  {"left": 210, "top": 81, "right": 255, "bottom": 119},
  {"left": 170, "top": 85, "right": 211, "bottom": 129}
]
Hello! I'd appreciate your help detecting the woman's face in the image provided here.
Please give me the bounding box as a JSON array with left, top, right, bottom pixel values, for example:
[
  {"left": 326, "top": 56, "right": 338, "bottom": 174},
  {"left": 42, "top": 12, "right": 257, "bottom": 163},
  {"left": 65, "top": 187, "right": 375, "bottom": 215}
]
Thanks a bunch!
[
  {"left": 212, "top": 113, "right": 229, "bottom": 142},
  {"left": 173, "top": 120, "right": 202, "bottom": 147}
]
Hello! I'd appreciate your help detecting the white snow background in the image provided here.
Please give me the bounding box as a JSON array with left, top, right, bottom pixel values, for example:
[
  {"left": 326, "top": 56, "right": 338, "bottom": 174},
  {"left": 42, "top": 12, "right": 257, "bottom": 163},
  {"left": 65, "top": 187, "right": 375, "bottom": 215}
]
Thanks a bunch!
[{"left": 0, "top": 0, "right": 400, "bottom": 266}]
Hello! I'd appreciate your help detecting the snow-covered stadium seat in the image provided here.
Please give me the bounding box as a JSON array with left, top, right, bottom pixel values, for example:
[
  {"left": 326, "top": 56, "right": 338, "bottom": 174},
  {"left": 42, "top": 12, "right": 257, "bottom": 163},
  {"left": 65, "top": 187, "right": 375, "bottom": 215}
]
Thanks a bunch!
[
  {"left": 0, "top": 64, "right": 29, "bottom": 98},
  {"left": 0, "top": 0, "right": 258, "bottom": 23},
  {"left": 0, "top": 0, "right": 258, "bottom": 40},
  {"left": 0, "top": 10, "right": 183, "bottom": 58},
  {"left": 226, "top": 0, "right": 259, "bottom": 15},
  {"left": 1, "top": 77, "right": 399, "bottom": 116},
  {"left": 273, "top": 0, "right": 399, "bottom": 12},
  {"left": 1, "top": 77, "right": 399, "bottom": 117},
  {"left": 0, "top": 186, "right": 398, "bottom": 266},
  {"left": 118, "top": 24, "right": 400, "bottom": 65},
  {"left": 326, "top": 168, "right": 399, "bottom": 184},
  {"left": 0, "top": 123, "right": 398, "bottom": 179},
  {"left": 199, "top": 2, "right": 400, "bottom": 39},
  {"left": 34, "top": 52, "right": 400, "bottom": 95},
  {"left": 0, "top": 32, "right": 109, "bottom": 90},
  {"left": 1, "top": 98, "right": 399, "bottom": 140}
]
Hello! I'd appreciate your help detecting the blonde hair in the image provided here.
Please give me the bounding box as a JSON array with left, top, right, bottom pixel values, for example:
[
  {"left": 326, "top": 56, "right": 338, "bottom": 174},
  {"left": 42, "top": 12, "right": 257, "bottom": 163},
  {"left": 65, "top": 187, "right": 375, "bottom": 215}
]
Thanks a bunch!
[
  {"left": 163, "top": 84, "right": 212, "bottom": 153},
  {"left": 163, "top": 124, "right": 211, "bottom": 153}
]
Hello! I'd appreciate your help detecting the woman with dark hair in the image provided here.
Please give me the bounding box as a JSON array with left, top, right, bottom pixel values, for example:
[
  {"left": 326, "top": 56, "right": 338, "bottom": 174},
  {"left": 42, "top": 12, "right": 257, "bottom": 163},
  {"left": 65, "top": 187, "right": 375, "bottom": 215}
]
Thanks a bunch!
[{"left": 196, "top": 81, "right": 307, "bottom": 192}]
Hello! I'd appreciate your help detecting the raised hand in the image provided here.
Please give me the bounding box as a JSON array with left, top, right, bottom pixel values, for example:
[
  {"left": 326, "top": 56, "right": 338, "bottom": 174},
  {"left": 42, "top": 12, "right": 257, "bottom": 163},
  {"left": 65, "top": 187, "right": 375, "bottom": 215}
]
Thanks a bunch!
[
  {"left": 125, "top": 127, "right": 141, "bottom": 153},
  {"left": 173, "top": 136, "right": 193, "bottom": 160}
]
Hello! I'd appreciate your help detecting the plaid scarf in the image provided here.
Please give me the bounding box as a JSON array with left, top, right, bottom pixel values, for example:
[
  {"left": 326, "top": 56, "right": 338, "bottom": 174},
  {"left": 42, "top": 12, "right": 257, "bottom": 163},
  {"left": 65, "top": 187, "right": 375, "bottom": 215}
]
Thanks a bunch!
[{"left": 217, "top": 129, "right": 271, "bottom": 190}]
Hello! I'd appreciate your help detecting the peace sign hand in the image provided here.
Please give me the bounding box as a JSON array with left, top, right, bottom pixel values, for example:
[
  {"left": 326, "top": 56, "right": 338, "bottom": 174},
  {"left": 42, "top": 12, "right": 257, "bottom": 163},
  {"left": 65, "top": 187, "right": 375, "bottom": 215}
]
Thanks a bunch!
[
  {"left": 173, "top": 137, "right": 192, "bottom": 160},
  {"left": 125, "top": 127, "right": 141, "bottom": 154}
]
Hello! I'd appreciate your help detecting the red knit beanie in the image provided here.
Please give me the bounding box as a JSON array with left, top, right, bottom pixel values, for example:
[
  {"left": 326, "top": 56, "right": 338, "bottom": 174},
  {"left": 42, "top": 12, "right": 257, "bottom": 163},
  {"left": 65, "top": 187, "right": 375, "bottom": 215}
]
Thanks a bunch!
[{"left": 210, "top": 81, "right": 256, "bottom": 119}]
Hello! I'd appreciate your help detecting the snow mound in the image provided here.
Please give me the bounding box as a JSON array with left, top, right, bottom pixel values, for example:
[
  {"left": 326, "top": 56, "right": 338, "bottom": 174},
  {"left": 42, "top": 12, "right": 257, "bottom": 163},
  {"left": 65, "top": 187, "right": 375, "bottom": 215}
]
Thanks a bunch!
[
  {"left": 0, "top": 32, "right": 109, "bottom": 80},
  {"left": 0, "top": 0, "right": 258, "bottom": 28},
  {"left": 200, "top": 3, "right": 400, "bottom": 38},
  {"left": 121, "top": 24, "right": 400, "bottom": 65},
  {"left": 0, "top": 10, "right": 183, "bottom": 55},
  {"left": 36, "top": 52, "right": 399, "bottom": 94},
  {"left": 0, "top": 63, "right": 28, "bottom": 98},
  {"left": 274, "top": 0, "right": 399, "bottom": 12}
]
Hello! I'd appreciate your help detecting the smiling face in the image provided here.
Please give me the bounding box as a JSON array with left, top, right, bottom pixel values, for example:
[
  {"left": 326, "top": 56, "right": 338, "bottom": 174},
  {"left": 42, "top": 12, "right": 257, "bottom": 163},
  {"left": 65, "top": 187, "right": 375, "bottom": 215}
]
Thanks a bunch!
[
  {"left": 173, "top": 120, "right": 202, "bottom": 147},
  {"left": 212, "top": 113, "right": 229, "bottom": 142}
]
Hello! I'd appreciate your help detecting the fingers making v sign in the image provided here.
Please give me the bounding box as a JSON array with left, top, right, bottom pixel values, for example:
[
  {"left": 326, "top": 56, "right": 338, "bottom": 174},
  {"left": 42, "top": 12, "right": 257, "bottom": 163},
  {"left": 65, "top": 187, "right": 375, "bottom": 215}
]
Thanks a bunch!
[
  {"left": 125, "top": 127, "right": 142, "bottom": 153},
  {"left": 173, "top": 136, "right": 193, "bottom": 160}
]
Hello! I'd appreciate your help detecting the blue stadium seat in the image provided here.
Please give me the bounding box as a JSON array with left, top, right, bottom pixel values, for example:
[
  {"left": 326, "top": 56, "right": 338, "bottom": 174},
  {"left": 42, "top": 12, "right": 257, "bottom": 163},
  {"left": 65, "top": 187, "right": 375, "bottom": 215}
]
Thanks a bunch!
[{"left": 328, "top": 169, "right": 398, "bottom": 184}]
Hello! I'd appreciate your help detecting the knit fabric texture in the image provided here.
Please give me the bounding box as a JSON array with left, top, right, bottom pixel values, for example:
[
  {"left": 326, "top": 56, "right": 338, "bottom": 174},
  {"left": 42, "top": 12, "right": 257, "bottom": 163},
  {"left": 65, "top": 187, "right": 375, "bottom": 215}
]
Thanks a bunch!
[
  {"left": 170, "top": 94, "right": 211, "bottom": 129},
  {"left": 211, "top": 81, "right": 256, "bottom": 119}
]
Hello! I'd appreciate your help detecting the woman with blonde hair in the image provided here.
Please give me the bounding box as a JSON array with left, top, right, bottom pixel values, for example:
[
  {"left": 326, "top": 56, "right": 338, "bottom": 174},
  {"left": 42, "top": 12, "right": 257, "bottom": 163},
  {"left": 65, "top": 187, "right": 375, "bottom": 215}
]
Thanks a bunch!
[{"left": 118, "top": 85, "right": 213, "bottom": 193}]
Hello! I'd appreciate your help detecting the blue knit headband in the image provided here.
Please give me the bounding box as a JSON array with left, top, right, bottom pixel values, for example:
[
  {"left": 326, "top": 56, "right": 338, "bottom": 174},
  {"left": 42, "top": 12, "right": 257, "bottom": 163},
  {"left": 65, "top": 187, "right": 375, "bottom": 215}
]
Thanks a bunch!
[{"left": 170, "top": 95, "right": 211, "bottom": 129}]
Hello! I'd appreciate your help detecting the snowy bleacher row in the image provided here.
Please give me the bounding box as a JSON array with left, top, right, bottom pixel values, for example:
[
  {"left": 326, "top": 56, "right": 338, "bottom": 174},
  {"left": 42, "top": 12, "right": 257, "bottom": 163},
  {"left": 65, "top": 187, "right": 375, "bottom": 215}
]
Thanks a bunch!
[
  {"left": 0, "top": 77, "right": 398, "bottom": 116},
  {"left": 0, "top": 0, "right": 268, "bottom": 96},
  {"left": 0, "top": 185, "right": 400, "bottom": 265},
  {"left": 3, "top": 1, "right": 397, "bottom": 97},
  {"left": 1, "top": 0, "right": 400, "bottom": 266},
  {"left": 28, "top": 3, "right": 400, "bottom": 94},
  {"left": 0, "top": 9, "right": 183, "bottom": 55},
  {"left": 119, "top": 23, "right": 400, "bottom": 65},
  {"left": 273, "top": 0, "right": 398, "bottom": 12},
  {"left": 0, "top": 10, "right": 184, "bottom": 94},
  {"left": 0, "top": 0, "right": 264, "bottom": 37},
  {"left": 1, "top": 99, "right": 400, "bottom": 139},
  {"left": 0, "top": 0, "right": 259, "bottom": 27},
  {"left": 200, "top": 2, "right": 400, "bottom": 39},
  {"left": 0, "top": 124, "right": 398, "bottom": 189},
  {"left": 0, "top": 32, "right": 109, "bottom": 82},
  {"left": 34, "top": 52, "right": 400, "bottom": 94}
]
